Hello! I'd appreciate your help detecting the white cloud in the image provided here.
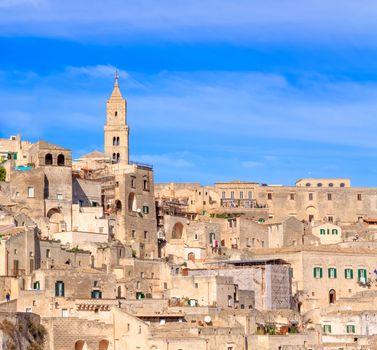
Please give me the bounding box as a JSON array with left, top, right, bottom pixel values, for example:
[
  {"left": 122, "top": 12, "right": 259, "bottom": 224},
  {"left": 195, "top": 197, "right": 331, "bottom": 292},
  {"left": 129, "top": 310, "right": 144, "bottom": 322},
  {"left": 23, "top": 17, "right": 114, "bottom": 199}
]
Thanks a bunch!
[
  {"left": 242, "top": 161, "right": 264, "bottom": 168},
  {"left": 1, "top": 0, "right": 377, "bottom": 44}
]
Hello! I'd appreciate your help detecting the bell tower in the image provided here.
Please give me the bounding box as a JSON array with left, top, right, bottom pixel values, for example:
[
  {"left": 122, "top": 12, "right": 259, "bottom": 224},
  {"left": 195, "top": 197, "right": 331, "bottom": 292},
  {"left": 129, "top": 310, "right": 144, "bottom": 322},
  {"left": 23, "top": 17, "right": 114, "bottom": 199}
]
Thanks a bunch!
[{"left": 104, "top": 72, "right": 129, "bottom": 164}]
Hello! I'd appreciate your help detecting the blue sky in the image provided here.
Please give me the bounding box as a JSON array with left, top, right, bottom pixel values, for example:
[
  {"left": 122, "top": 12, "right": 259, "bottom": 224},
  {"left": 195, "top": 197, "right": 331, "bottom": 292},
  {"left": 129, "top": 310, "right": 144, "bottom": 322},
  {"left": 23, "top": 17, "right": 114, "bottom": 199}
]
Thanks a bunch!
[{"left": 2, "top": 0, "right": 377, "bottom": 185}]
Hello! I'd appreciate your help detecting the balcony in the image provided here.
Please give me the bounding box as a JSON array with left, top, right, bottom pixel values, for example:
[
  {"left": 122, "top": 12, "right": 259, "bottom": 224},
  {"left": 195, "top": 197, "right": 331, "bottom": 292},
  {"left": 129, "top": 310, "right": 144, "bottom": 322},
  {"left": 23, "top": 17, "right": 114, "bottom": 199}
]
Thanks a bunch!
[{"left": 220, "top": 199, "right": 267, "bottom": 209}]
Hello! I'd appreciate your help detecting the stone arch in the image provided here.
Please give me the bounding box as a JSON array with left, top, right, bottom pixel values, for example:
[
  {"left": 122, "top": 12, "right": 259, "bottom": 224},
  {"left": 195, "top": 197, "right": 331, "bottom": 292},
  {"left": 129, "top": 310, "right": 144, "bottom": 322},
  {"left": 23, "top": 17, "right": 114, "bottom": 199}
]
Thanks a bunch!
[
  {"left": 172, "top": 222, "right": 184, "bottom": 239},
  {"left": 188, "top": 252, "right": 195, "bottom": 262},
  {"left": 128, "top": 192, "right": 137, "bottom": 212},
  {"left": 45, "top": 153, "right": 53, "bottom": 165},
  {"left": 47, "top": 208, "right": 64, "bottom": 234},
  {"left": 99, "top": 340, "right": 109, "bottom": 350},
  {"left": 305, "top": 205, "right": 318, "bottom": 222},
  {"left": 57, "top": 154, "right": 65, "bottom": 166},
  {"left": 74, "top": 340, "right": 87, "bottom": 350}
]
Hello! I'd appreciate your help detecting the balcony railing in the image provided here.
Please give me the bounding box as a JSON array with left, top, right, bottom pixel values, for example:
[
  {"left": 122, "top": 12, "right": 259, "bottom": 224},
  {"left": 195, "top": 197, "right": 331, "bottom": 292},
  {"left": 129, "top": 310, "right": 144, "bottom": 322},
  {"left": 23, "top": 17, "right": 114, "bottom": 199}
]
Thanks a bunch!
[{"left": 220, "top": 199, "right": 267, "bottom": 209}]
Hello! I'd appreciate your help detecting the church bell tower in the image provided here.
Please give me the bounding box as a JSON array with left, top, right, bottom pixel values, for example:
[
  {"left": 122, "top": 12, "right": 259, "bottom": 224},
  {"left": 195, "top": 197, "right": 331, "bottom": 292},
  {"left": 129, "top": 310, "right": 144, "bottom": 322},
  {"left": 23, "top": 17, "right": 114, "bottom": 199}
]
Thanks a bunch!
[{"left": 104, "top": 73, "right": 129, "bottom": 164}]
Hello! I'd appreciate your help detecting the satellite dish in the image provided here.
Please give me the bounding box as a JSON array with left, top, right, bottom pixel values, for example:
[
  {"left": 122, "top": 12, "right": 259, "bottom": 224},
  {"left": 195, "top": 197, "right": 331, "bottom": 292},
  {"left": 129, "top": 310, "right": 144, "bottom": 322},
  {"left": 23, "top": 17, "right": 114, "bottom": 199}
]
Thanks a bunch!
[{"left": 204, "top": 315, "right": 212, "bottom": 324}]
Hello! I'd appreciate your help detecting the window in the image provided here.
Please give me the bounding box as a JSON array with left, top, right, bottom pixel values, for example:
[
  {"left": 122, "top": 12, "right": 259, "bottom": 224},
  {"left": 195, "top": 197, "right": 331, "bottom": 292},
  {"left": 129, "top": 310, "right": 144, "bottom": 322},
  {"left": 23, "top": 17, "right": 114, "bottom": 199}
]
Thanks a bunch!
[
  {"left": 116, "top": 137, "right": 120, "bottom": 146},
  {"left": 143, "top": 179, "right": 149, "bottom": 191},
  {"left": 358, "top": 268, "right": 367, "bottom": 283},
  {"left": 340, "top": 183, "right": 345, "bottom": 187},
  {"left": 327, "top": 193, "right": 332, "bottom": 201},
  {"left": 194, "top": 234, "right": 198, "bottom": 240},
  {"left": 306, "top": 183, "right": 311, "bottom": 187},
  {"left": 91, "top": 290, "right": 102, "bottom": 299},
  {"left": 142, "top": 205, "right": 149, "bottom": 214},
  {"left": 230, "top": 191, "right": 234, "bottom": 199},
  {"left": 99, "top": 227, "right": 104, "bottom": 233},
  {"left": 14, "top": 249, "right": 17, "bottom": 255},
  {"left": 45, "top": 153, "right": 53, "bottom": 165},
  {"left": 323, "top": 325, "right": 332, "bottom": 333},
  {"left": 16, "top": 192, "right": 19, "bottom": 197},
  {"left": 328, "top": 267, "right": 337, "bottom": 279},
  {"left": 329, "top": 183, "right": 334, "bottom": 187},
  {"left": 313, "top": 267, "right": 323, "bottom": 279},
  {"left": 317, "top": 183, "right": 322, "bottom": 187},
  {"left": 141, "top": 272, "right": 145, "bottom": 278},
  {"left": 131, "top": 177, "right": 136, "bottom": 188},
  {"left": 222, "top": 191, "right": 225, "bottom": 199},
  {"left": 248, "top": 191, "right": 252, "bottom": 199},
  {"left": 46, "top": 249, "right": 50, "bottom": 258},
  {"left": 79, "top": 199, "right": 84, "bottom": 207},
  {"left": 27, "top": 186, "right": 34, "bottom": 198},
  {"left": 113, "top": 137, "right": 116, "bottom": 146},
  {"left": 55, "top": 281, "right": 64, "bottom": 297},
  {"left": 345, "top": 268, "right": 353, "bottom": 279},
  {"left": 328, "top": 216, "right": 333, "bottom": 223},
  {"left": 346, "top": 325, "right": 356, "bottom": 334},
  {"left": 57, "top": 194, "right": 63, "bottom": 201},
  {"left": 290, "top": 193, "right": 295, "bottom": 200},
  {"left": 57, "top": 154, "right": 65, "bottom": 166},
  {"left": 320, "top": 229, "right": 326, "bottom": 235},
  {"left": 267, "top": 193, "right": 272, "bottom": 200},
  {"left": 131, "top": 230, "right": 135, "bottom": 239},
  {"left": 115, "top": 111, "right": 118, "bottom": 116},
  {"left": 357, "top": 194, "right": 362, "bottom": 201},
  {"left": 144, "top": 231, "right": 148, "bottom": 239},
  {"left": 240, "top": 191, "right": 244, "bottom": 199},
  {"left": 332, "top": 229, "right": 338, "bottom": 235},
  {"left": 195, "top": 283, "right": 198, "bottom": 288},
  {"left": 163, "top": 282, "right": 168, "bottom": 289},
  {"left": 309, "top": 193, "right": 313, "bottom": 201}
]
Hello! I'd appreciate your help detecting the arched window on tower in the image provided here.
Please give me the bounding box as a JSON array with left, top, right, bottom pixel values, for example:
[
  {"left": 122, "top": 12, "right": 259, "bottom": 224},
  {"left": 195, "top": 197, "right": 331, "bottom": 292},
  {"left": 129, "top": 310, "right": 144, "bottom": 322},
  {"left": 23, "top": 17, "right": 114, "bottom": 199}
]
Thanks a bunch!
[
  {"left": 116, "top": 137, "right": 120, "bottom": 146},
  {"left": 45, "top": 153, "right": 53, "bottom": 165},
  {"left": 112, "top": 153, "right": 116, "bottom": 162},
  {"left": 117, "top": 153, "right": 120, "bottom": 162},
  {"left": 113, "top": 137, "right": 116, "bottom": 146},
  {"left": 57, "top": 154, "right": 65, "bottom": 166}
]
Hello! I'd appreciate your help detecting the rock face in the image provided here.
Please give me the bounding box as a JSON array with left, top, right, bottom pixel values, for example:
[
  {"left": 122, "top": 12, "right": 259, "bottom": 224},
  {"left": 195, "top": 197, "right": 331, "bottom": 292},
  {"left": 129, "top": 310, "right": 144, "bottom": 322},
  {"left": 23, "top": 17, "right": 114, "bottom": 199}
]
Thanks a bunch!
[{"left": 0, "top": 312, "right": 46, "bottom": 350}]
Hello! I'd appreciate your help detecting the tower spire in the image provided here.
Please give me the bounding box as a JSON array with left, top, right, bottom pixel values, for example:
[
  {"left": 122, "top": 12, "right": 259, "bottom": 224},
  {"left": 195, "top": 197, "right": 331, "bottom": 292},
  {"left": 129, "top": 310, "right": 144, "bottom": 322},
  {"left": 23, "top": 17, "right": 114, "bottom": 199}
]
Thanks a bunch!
[{"left": 110, "top": 69, "right": 122, "bottom": 99}]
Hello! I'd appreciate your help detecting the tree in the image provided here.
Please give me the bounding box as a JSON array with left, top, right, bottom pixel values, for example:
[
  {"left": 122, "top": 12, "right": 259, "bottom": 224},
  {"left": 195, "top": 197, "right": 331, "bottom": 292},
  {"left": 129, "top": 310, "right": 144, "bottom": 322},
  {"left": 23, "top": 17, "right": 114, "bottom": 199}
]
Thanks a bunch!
[{"left": 0, "top": 167, "right": 5, "bottom": 182}]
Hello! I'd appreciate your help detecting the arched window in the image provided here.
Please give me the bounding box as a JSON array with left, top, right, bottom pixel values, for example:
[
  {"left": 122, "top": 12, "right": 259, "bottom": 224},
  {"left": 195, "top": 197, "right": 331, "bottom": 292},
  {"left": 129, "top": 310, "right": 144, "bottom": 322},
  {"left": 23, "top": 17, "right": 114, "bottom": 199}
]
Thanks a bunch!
[
  {"left": 117, "top": 153, "right": 120, "bottom": 162},
  {"left": 329, "top": 183, "right": 334, "bottom": 187},
  {"left": 57, "top": 154, "right": 65, "bottom": 166},
  {"left": 116, "top": 137, "right": 120, "bottom": 146},
  {"left": 317, "top": 183, "right": 322, "bottom": 187},
  {"left": 340, "top": 183, "right": 345, "bottom": 188},
  {"left": 128, "top": 193, "right": 137, "bottom": 212},
  {"left": 117, "top": 286, "right": 122, "bottom": 299},
  {"left": 332, "top": 229, "right": 338, "bottom": 235},
  {"left": 329, "top": 289, "right": 336, "bottom": 304},
  {"left": 45, "top": 153, "right": 53, "bottom": 165},
  {"left": 320, "top": 229, "right": 326, "bottom": 235},
  {"left": 143, "top": 179, "right": 149, "bottom": 191},
  {"left": 112, "top": 153, "right": 116, "bottom": 162},
  {"left": 113, "top": 137, "right": 116, "bottom": 146},
  {"left": 306, "top": 183, "right": 311, "bottom": 187}
]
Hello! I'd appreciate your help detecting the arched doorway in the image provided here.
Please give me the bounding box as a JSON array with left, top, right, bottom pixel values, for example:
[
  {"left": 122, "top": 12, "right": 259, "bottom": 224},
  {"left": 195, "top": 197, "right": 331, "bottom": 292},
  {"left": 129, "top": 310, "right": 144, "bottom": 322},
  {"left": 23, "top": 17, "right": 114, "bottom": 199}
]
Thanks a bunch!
[
  {"left": 306, "top": 206, "right": 318, "bottom": 223},
  {"left": 47, "top": 208, "right": 64, "bottom": 234},
  {"left": 99, "top": 340, "right": 109, "bottom": 350},
  {"left": 172, "top": 222, "right": 184, "bottom": 239},
  {"left": 75, "top": 340, "right": 87, "bottom": 350},
  {"left": 329, "top": 289, "right": 336, "bottom": 304},
  {"left": 188, "top": 252, "right": 195, "bottom": 262}
]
